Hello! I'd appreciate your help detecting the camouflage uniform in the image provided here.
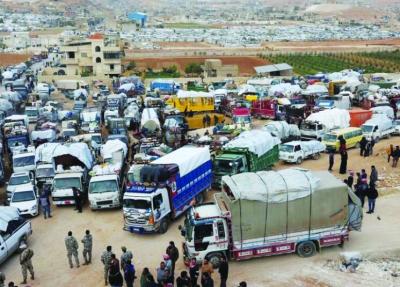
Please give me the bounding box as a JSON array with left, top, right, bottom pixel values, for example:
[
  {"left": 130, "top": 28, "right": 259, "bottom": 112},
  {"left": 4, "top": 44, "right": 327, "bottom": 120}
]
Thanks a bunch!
[
  {"left": 81, "top": 234, "right": 93, "bottom": 264},
  {"left": 20, "top": 248, "right": 34, "bottom": 283},
  {"left": 120, "top": 249, "right": 133, "bottom": 271},
  {"left": 101, "top": 250, "right": 112, "bottom": 285},
  {"left": 65, "top": 235, "right": 80, "bottom": 268}
]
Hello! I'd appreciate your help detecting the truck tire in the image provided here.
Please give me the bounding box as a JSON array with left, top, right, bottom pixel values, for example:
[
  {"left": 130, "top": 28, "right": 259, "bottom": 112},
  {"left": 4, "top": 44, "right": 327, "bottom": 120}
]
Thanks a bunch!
[
  {"left": 296, "top": 157, "right": 303, "bottom": 164},
  {"left": 159, "top": 219, "right": 169, "bottom": 234},
  {"left": 296, "top": 241, "right": 316, "bottom": 258},
  {"left": 312, "top": 153, "right": 320, "bottom": 160},
  {"left": 206, "top": 252, "right": 225, "bottom": 269}
]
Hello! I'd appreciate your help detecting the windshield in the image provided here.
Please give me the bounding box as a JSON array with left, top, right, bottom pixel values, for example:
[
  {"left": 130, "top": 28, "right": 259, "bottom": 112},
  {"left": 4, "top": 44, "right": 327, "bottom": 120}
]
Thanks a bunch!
[
  {"left": 323, "top": 134, "right": 338, "bottom": 142},
  {"left": 36, "top": 167, "right": 55, "bottom": 178},
  {"left": 12, "top": 190, "right": 35, "bottom": 202},
  {"left": 89, "top": 180, "right": 118, "bottom": 193},
  {"left": 123, "top": 198, "right": 151, "bottom": 209},
  {"left": 91, "top": 135, "right": 102, "bottom": 144},
  {"left": 127, "top": 165, "right": 143, "bottom": 183},
  {"left": 395, "top": 120, "right": 400, "bottom": 126},
  {"left": 25, "top": 110, "right": 38, "bottom": 116},
  {"left": 13, "top": 155, "right": 34, "bottom": 167},
  {"left": 361, "top": 125, "right": 373, "bottom": 133},
  {"left": 54, "top": 178, "right": 81, "bottom": 189},
  {"left": 233, "top": 116, "right": 251, "bottom": 124},
  {"left": 9, "top": 175, "right": 30, "bottom": 185},
  {"left": 280, "top": 145, "right": 294, "bottom": 152},
  {"left": 63, "top": 130, "right": 77, "bottom": 137},
  {"left": 214, "top": 159, "right": 234, "bottom": 173}
]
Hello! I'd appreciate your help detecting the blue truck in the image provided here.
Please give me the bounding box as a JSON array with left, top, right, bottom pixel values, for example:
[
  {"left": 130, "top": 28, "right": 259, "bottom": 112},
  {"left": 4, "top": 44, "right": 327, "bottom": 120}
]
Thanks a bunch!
[
  {"left": 150, "top": 79, "right": 180, "bottom": 95},
  {"left": 123, "top": 146, "right": 212, "bottom": 233}
]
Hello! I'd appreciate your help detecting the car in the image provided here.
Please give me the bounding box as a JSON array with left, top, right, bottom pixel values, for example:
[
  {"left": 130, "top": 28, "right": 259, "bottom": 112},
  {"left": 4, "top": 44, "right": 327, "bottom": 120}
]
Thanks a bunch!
[
  {"left": 9, "top": 185, "right": 39, "bottom": 217},
  {"left": 6, "top": 172, "right": 34, "bottom": 203},
  {"left": 393, "top": 119, "right": 400, "bottom": 135}
]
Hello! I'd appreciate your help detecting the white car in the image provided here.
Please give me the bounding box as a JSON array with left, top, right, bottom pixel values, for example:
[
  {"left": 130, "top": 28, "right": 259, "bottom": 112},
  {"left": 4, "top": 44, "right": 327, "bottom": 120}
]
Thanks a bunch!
[
  {"left": 394, "top": 119, "right": 400, "bottom": 135},
  {"left": 10, "top": 185, "right": 39, "bottom": 217},
  {"left": 6, "top": 172, "right": 34, "bottom": 203}
]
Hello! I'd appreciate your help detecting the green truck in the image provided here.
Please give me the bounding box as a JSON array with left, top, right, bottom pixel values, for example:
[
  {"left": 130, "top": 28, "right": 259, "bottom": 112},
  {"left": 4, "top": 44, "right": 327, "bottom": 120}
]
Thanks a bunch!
[{"left": 213, "top": 130, "right": 280, "bottom": 187}]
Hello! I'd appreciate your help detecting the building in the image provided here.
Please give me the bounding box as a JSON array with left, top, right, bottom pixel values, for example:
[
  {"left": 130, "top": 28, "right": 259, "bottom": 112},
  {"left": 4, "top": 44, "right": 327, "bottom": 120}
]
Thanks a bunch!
[
  {"left": 60, "top": 33, "right": 122, "bottom": 78},
  {"left": 127, "top": 12, "right": 148, "bottom": 28},
  {"left": 203, "top": 59, "right": 239, "bottom": 78},
  {"left": 254, "top": 63, "right": 293, "bottom": 77}
]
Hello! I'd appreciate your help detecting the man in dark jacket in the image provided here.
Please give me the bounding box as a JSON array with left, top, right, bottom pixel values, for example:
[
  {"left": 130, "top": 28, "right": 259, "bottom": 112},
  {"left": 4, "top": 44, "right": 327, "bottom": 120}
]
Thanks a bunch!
[
  {"left": 124, "top": 259, "right": 135, "bottom": 287},
  {"left": 176, "top": 271, "right": 190, "bottom": 287},
  {"left": 370, "top": 165, "right": 378, "bottom": 187},
  {"left": 166, "top": 241, "right": 179, "bottom": 277},
  {"left": 219, "top": 257, "right": 229, "bottom": 287},
  {"left": 359, "top": 137, "right": 367, "bottom": 156},
  {"left": 72, "top": 187, "right": 82, "bottom": 213},
  {"left": 367, "top": 184, "right": 379, "bottom": 214},
  {"left": 328, "top": 151, "right": 334, "bottom": 171}
]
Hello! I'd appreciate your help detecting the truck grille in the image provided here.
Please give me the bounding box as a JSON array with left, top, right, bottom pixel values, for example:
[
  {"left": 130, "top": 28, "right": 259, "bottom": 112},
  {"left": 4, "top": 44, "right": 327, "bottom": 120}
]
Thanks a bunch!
[
  {"left": 125, "top": 217, "right": 146, "bottom": 225},
  {"left": 97, "top": 200, "right": 113, "bottom": 206},
  {"left": 52, "top": 196, "right": 75, "bottom": 201}
]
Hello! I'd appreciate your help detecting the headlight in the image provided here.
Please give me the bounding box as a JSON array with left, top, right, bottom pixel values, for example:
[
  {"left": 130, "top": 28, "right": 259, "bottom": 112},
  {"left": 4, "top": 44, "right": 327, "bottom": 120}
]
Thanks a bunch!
[{"left": 31, "top": 205, "right": 37, "bottom": 211}]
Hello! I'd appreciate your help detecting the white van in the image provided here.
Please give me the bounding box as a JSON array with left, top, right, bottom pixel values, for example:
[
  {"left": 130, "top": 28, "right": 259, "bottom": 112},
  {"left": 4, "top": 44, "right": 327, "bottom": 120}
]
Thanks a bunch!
[{"left": 10, "top": 185, "right": 39, "bottom": 217}]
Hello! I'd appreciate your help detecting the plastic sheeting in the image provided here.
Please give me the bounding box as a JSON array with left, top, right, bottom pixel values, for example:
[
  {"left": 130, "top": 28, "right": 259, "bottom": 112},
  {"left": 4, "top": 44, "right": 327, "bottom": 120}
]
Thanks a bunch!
[
  {"left": 238, "top": 84, "right": 257, "bottom": 96},
  {"left": 176, "top": 90, "right": 213, "bottom": 98},
  {"left": 224, "top": 130, "right": 281, "bottom": 157},
  {"left": 303, "top": 84, "right": 328, "bottom": 95},
  {"left": 0, "top": 206, "right": 20, "bottom": 232},
  {"left": 362, "top": 114, "right": 393, "bottom": 131},
  {"left": 305, "top": 108, "right": 350, "bottom": 130},
  {"left": 223, "top": 168, "right": 319, "bottom": 203},
  {"left": 53, "top": 143, "right": 93, "bottom": 169},
  {"left": 119, "top": 83, "right": 135, "bottom": 92},
  {"left": 0, "top": 99, "right": 13, "bottom": 112},
  {"left": 100, "top": 139, "right": 128, "bottom": 161},
  {"left": 263, "top": 121, "right": 300, "bottom": 139},
  {"left": 73, "top": 88, "right": 88, "bottom": 100},
  {"left": 140, "top": 108, "right": 160, "bottom": 131},
  {"left": 35, "top": 143, "right": 60, "bottom": 164},
  {"left": 269, "top": 83, "right": 301, "bottom": 98},
  {"left": 370, "top": 106, "right": 395, "bottom": 120},
  {"left": 81, "top": 111, "right": 98, "bottom": 122},
  {"left": 151, "top": 146, "right": 210, "bottom": 177},
  {"left": 31, "top": 129, "right": 56, "bottom": 142}
]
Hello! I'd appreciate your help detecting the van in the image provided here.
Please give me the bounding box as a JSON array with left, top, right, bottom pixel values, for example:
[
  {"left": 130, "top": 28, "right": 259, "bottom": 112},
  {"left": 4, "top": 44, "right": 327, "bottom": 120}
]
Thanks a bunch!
[{"left": 322, "top": 127, "right": 363, "bottom": 152}]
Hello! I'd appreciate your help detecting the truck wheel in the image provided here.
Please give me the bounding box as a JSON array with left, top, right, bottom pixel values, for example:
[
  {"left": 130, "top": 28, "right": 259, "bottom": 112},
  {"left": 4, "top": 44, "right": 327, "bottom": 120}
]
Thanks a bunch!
[
  {"left": 207, "top": 252, "right": 224, "bottom": 269},
  {"left": 296, "top": 241, "right": 316, "bottom": 258},
  {"left": 312, "top": 153, "right": 320, "bottom": 160},
  {"left": 159, "top": 219, "right": 169, "bottom": 234},
  {"left": 296, "top": 157, "right": 303, "bottom": 164}
]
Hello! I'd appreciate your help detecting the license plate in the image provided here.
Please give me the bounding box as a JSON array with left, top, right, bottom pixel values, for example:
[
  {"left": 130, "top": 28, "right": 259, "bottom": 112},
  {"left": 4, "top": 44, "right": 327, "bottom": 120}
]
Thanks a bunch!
[{"left": 65, "top": 201, "right": 71, "bottom": 205}]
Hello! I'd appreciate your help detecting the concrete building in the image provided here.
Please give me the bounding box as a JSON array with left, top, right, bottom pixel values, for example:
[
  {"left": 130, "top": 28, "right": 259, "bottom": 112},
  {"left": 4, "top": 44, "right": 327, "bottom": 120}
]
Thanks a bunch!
[
  {"left": 203, "top": 59, "right": 239, "bottom": 78},
  {"left": 60, "top": 33, "right": 122, "bottom": 78},
  {"left": 254, "top": 63, "right": 293, "bottom": 77}
]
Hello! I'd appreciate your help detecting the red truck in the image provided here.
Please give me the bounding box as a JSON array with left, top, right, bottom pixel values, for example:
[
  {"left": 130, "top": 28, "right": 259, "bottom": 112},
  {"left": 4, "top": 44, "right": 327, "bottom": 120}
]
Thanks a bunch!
[
  {"left": 349, "top": 110, "right": 372, "bottom": 127},
  {"left": 251, "top": 99, "right": 288, "bottom": 120}
]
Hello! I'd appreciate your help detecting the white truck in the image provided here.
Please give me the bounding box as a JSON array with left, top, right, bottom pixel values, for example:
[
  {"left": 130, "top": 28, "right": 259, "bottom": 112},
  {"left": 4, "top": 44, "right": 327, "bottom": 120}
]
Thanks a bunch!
[
  {"left": 88, "top": 140, "right": 127, "bottom": 210},
  {"left": 300, "top": 108, "right": 350, "bottom": 141},
  {"left": 12, "top": 147, "right": 36, "bottom": 175},
  {"left": 361, "top": 114, "right": 395, "bottom": 141},
  {"left": 0, "top": 206, "right": 32, "bottom": 264},
  {"left": 264, "top": 121, "right": 300, "bottom": 143},
  {"left": 279, "top": 140, "right": 326, "bottom": 164}
]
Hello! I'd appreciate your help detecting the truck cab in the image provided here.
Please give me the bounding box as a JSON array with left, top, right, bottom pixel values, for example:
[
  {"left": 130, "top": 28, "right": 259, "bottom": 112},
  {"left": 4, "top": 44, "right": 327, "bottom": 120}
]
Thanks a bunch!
[
  {"left": 24, "top": 107, "right": 39, "bottom": 123},
  {"left": 6, "top": 172, "right": 34, "bottom": 204},
  {"left": 88, "top": 174, "right": 122, "bottom": 209},
  {"left": 300, "top": 121, "right": 326, "bottom": 141},
  {"left": 213, "top": 153, "right": 248, "bottom": 186},
  {"left": 52, "top": 172, "right": 84, "bottom": 206},
  {"left": 35, "top": 162, "right": 55, "bottom": 186},
  {"left": 12, "top": 147, "right": 36, "bottom": 175}
]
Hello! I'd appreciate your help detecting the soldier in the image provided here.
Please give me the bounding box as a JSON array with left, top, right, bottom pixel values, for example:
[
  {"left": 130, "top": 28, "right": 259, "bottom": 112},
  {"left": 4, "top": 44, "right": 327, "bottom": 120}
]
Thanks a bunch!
[
  {"left": 101, "top": 245, "right": 113, "bottom": 286},
  {"left": 20, "top": 248, "right": 34, "bottom": 284},
  {"left": 120, "top": 246, "right": 133, "bottom": 271},
  {"left": 81, "top": 229, "right": 93, "bottom": 265},
  {"left": 65, "top": 231, "right": 80, "bottom": 268}
]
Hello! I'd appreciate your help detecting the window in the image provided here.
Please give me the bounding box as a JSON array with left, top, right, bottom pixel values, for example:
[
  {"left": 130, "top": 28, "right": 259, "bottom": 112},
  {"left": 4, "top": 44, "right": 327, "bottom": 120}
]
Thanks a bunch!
[
  {"left": 95, "top": 46, "right": 101, "bottom": 52},
  {"left": 67, "top": 52, "right": 75, "bottom": 59},
  {"left": 153, "top": 194, "right": 163, "bottom": 209},
  {"left": 104, "top": 52, "right": 120, "bottom": 59},
  {"left": 95, "top": 57, "right": 101, "bottom": 63},
  {"left": 110, "top": 64, "right": 114, "bottom": 70},
  {"left": 194, "top": 224, "right": 213, "bottom": 240},
  {"left": 294, "top": 145, "right": 301, "bottom": 152},
  {"left": 81, "top": 52, "right": 87, "bottom": 57},
  {"left": 217, "top": 222, "right": 225, "bottom": 238}
]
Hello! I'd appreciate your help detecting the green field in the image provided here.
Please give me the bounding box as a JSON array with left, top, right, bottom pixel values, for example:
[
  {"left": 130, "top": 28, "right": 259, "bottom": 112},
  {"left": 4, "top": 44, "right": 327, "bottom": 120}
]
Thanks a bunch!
[
  {"left": 163, "top": 22, "right": 216, "bottom": 29},
  {"left": 262, "top": 50, "right": 400, "bottom": 75}
]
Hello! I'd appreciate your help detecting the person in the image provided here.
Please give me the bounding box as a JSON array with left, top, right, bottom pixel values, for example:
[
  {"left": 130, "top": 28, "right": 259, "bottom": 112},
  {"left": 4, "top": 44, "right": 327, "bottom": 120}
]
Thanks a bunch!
[
  {"left": 163, "top": 254, "right": 174, "bottom": 284},
  {"left": 166, "top": 241, "right": 179, "bottom": 277},
  {"left": 124, "top": 259, "right": 136, "bottom": 287},
  {"left": 214, "top": 115, "right": 219, "bottom": 125},
  {"left": 120, "top": 246, "right": 133, "bottom": 271},
  {"left": 218, "top": 256, "right": 229, "bottom": 287},
  {"left": 370, "top": 138, "right": 376, "bottom": 156},
  {"left": 65, "top": 231, "right": 80, "bottom": 268},
  {"left": 359, "top": 136, "right": 367, "bottom": 156},
  {"left": 202, "top": 116, "right": 207, "bottom": 128},
  {"left": 101, "top": 246, "right": 113, "bottom": 286},
  {"left": 366, "top": 183, "right": 379, "bottom": 214},
  {"left": 328, "top": 150, "right": 334, "bottom": 171},
  {"left": 140, "top": 267, "right": 152, "bottom": 287},
  {"left": 370, "top": 165, "right": 378, "bottom": 187},
  {"left": 201, "top": 272, "right": 214, "bottom": 287},
  {"left": 7, "top": 283, "right": 15, "bottom": 287},
  {"left": 176, "top": 270, "right": 190, "bottom": 287},
  {"left": 189, "top": 258, "right": 199, "bottom": 287},
  {"left": 20, "top": 248, "right": 34, "bottom": 284},
  {"left": 339, "top": 151, "right": 348, "bottom": 175},
  {"left": 364, "top": 140, "right": 371, "bottom": 157},
  {"left": 361, "top": 169, "right": 368, "bottom": 183},
  {"left": 347, "top": 171, "right": 354, "bottom": 189},
  {"left": 39, "top": 191, "right": 51, "bottom": 219},
  {"left": 201, "top": 259, "right": 214, "bottom": 278},
  {"left": 156, "top": 261, "right": 169, "bottom": 286},
  {"left": 393, "top": 146, "right": 400, "bottom": 168},
  {"left": 81, "top": 229, "right": 93, "bottom": 265},
  {"left": 109, "top": 254, "right": 123, "bottom": 287},
  {"left": 338, "top": 135, "right": 346, "bottom": 153},
  {"left": 0, "top": 272, "right": 4, "bottom": 287},
  {"left": 146, "top": 274, "right": 158, "bottom": 287},
  {"left": 72, "top": 187, "right": 82, "bottom": 213},
  {"left": 238, "top": 282, "right": 247, "bottom": 287},
  {"left": 386, "top": 144, "right": 394, "bottom": 163}
]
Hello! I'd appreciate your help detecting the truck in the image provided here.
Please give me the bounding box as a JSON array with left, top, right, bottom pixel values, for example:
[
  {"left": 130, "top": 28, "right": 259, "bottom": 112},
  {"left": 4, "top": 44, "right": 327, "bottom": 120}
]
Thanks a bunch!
[
  {"left": 150, "top": 79, "right": 180, "bottom": 95},
  {"left": 0, "top": 207, "right": 32, "bottom": 264},
  {"left": 349, "top": 110, "right": 372, "bottom": 127},
  {"left": 361, "top": 114, "right": 395, "bottom": 141},
  {"left": 213, "top": 130, "right": 280, "bottom": 187},
  {"left": 123, "top": 146, "right": 212, "bottom": 234},
  {"left": 88, "top": 140, "right": 127, "bottom": 210},
  {"left": 52, "top": 143, "right": 93, "bottom": 206},
  {"left": 300, "top": 108, "right": 350, "bottom": 141},
  {"left": 3, "top": 115, "right": 30, "bottom": 153},
  {"left": 251, "top": 98, "right": 289, "bottom": 120},
  {"left": 141, "top": 108, "right": 161, "bottom": 138},
  {"left": 279, "top": 140, "right": 326, "bottom": 163},
  {"left": 12, "top": 146, "right": 36, "bottom": 175},
  {"left": 316, "top": 93, "right": 351, "bottom": 110},
  {"left": 263, "top": 121, "right": 300, "bottom": 143},
  {"left": 180, "top": 169, "right": 363, "bottom": 267},
  {"left": 34, "top": 143, "right": 59, "bottom": 187}
]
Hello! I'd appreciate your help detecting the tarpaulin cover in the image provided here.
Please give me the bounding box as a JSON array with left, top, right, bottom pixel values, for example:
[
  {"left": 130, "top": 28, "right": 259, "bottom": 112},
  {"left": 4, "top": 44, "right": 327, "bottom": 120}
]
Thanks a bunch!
[
  {"left": 53, "top": 143, "right": 93, "bottom": 169},
  {"left": 81, "top": 111, "right": 98, "bottom": 122},
  {"left": 224, "top": 130, "right": 280, "bottom": 157},
  {"left": 303, "top": 84, "right": 328, "bottom": 95},
  {"left": 35, "top": 142, "right": 60, "bottom": 164},
  {"left": 31, "top": 129, "right": 56, "bottom": 142},
  {"left": 151, "top": 146, "right": 210, "bottom": 177},
  {"left": 140, "top": 108, "right": 160, "bottom": 132},
  {"left": 238, "top": 84, "right": 257, "bottom": 96},
  {"left": 176, "top": 90, "right": 213, "bottom": 98},
  {"left": 73, "top": 88, "right": 88, "bottom": 100},
  {"left": 0, "top": 99, "right": 13, "bottom": 112},
  {"left": 362, "top": 114, "right": 393, "bottom": 131},
  {"left": 305, "top": 108, "right": 350, "bottom": 130},
  {"left": 370, "top": 106, "right": 395, "bottom": 120},
  {"left": 263, "top": 121, "right": 299, "bottom": 140},
  {"left": 100, "top": 139, "right": 128, "bottom": 161},
  {"left": 0, "top": 206, "right": 20, "bottom": 232},
  {"left": 2, "top": 71, "right": 13, "bottom": 80},
  {"left": 1, "top": 91, "right": 22, "bottom": 103},
  {"left": 118, "top": 83, "right": 135, "bottom": 92},
  {"left": 269, "top": 83, "right": 301, "bottom": 98}
]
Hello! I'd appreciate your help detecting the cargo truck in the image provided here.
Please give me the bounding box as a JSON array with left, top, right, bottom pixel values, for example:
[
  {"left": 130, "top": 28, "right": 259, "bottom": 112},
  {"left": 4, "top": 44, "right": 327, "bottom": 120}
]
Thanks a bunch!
[
  {"left": 180, "top": 169, "right": 363, "bottom": 267},
  {"left": 361, "top": 114, "right": 395, "bottom": 141},
  {"left": 349, "top": 110, "right": 372, "bottom": 127},
  {"left": 123, "top": 146, "right": 212, "bottom": 234},
  {"left": 213, "top": 130, "right": 280, "bottom": 187},
  {"left": 279, "top": 140, "right": 326, "bottom": 164}
]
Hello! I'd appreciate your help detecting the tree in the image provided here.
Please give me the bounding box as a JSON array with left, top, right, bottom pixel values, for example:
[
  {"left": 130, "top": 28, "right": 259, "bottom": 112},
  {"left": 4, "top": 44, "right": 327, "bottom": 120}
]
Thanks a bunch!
[{"left": 185, "top": 63, "right": 203, "bottom": 75}]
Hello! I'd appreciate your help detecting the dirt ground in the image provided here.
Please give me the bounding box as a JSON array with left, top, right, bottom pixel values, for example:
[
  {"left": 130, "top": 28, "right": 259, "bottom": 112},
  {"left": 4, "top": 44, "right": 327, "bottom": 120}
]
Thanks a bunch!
[{"left": 0, "top": 53, "right": 32, "bottom": 68}]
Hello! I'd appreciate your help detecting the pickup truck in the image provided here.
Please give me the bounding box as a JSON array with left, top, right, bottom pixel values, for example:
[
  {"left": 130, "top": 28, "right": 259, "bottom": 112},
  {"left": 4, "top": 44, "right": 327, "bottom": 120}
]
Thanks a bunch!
[
  {"left": 0, "top": 207, "right": 32, "bottom": 264},
  {"left": 279, "top": 140, "right": 326, "bottom": 164}
]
